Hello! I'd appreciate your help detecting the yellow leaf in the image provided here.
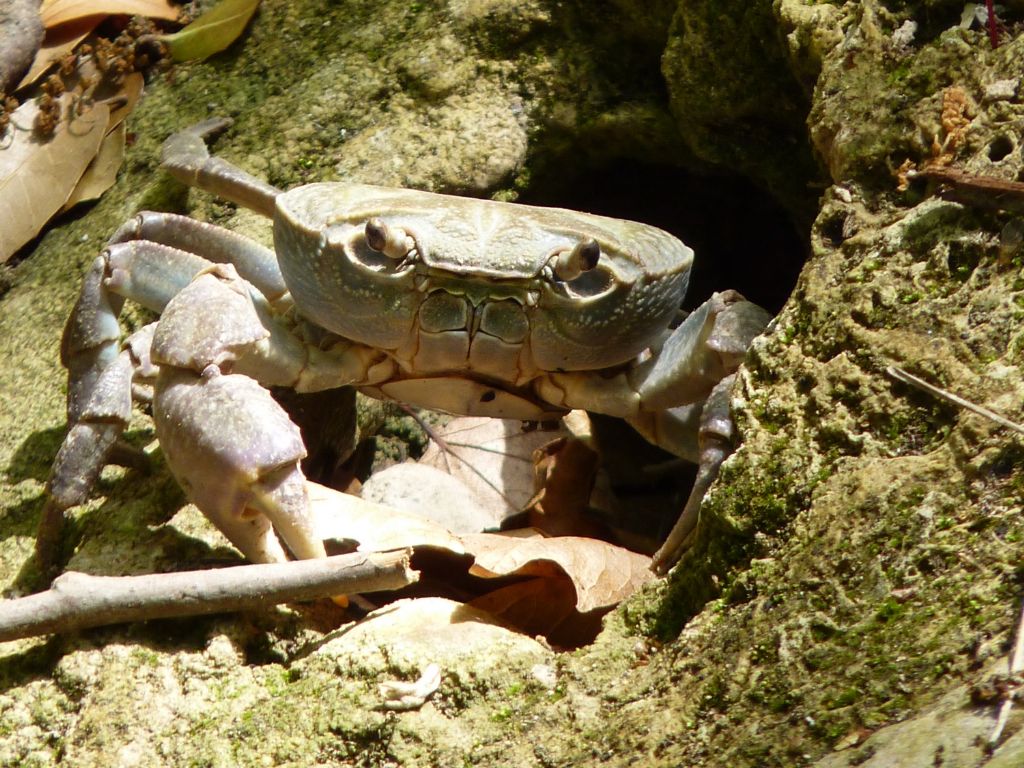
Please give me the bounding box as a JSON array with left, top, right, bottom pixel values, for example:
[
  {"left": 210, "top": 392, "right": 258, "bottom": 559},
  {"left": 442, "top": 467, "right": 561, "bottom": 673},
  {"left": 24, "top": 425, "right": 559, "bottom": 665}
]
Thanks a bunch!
[
  {"left": 156, "top": 0, "right": 260, "bottom": 62},
  {"left": 40, "top": 0, "right": 181, "bottom": 27},
  {"left": 0, "top": 96, "right": 109, "bottom": 262}
]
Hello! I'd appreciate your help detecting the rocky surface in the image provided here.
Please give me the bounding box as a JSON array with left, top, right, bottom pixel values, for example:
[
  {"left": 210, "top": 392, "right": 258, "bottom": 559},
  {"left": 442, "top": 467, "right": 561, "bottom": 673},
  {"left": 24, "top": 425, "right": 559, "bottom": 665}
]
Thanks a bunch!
[{"left": 1, "top": 0, "right": 1023, "bottom": 766}]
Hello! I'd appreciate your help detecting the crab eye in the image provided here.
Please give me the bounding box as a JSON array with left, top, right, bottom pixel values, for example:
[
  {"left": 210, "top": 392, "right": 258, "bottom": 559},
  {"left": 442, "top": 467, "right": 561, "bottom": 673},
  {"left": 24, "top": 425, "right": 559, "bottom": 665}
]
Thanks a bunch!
[
  {"left": 552, "top": 237, "right": 600, "bottom": 281},
  {"left": 365, "top": 218, "right": 412, "bottom": 259}
]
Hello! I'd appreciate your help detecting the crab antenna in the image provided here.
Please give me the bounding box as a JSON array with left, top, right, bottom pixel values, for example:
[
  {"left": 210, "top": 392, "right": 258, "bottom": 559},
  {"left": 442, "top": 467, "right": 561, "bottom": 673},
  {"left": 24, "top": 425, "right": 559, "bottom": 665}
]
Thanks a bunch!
[
  {"left": 365, "top": 218, "right": 411, "bottom": 259},
  {"left": 553, "top": 237, "right": 600, "bottom": 281}
]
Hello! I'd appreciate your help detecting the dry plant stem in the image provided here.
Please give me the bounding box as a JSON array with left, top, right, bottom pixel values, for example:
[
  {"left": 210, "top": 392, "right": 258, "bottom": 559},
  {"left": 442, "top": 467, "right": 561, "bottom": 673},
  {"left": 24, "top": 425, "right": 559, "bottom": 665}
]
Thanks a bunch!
[
  {"left": 985, "top": 0, "right": 1000, "bottom": 48},
  {"left": 915, "top": 167, "right": 1024, "bottom": 214},
  {"left": 0, "top": 550, "right": 417, "bottom": 642},
  {"left": 989, "top": 600, "right": 1024, "bottom": 748},
  {"left": 886, "top": 366, "right": 1024, "bottom": 436}
]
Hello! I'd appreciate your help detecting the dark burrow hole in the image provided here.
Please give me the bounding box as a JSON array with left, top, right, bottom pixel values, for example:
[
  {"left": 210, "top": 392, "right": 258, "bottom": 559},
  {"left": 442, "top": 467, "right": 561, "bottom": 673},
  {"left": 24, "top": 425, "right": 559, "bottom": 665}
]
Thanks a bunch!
[
  {"left": 988, "top": 134, "right": 1014, "bottom": 162},
  {"left": 514, "top": 160, "right": 810, "bottom": 546}
]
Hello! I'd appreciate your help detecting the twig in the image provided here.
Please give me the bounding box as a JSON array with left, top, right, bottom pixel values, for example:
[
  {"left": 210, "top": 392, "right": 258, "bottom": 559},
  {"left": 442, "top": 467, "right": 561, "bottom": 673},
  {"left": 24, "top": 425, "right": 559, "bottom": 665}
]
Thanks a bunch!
[
  {"left": 885, "top": 366, "right": 1024, "bottom": 436},
  {"left": 910, "top": 167, "right": 1024, "bottom": 214},
  {"left": 989, "top": 600, "right": 1024, "bottom": 748},
  {"left": 0, "top": 550, "right": 417, "bottom": 642}
]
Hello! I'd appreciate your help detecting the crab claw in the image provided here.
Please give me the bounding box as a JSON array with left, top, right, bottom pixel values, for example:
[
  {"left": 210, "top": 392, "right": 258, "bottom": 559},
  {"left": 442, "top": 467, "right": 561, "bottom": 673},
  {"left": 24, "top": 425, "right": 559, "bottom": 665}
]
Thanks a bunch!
[{"left": 153, "top": 365, "right": 325, "bottom": 564}]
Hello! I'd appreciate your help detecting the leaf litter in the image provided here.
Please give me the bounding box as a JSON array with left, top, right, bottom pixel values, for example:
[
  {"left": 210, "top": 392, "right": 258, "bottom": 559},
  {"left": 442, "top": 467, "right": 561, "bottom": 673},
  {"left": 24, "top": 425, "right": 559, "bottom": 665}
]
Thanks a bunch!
[
  {"left": 2, "top": 1, "right": 262, "bottom": 262},
  {"left": 151, "top": 0, "right": 260, "bottom": 61},
  {"left": 312, "top": 412, "right": 657, "bottom": 646}
]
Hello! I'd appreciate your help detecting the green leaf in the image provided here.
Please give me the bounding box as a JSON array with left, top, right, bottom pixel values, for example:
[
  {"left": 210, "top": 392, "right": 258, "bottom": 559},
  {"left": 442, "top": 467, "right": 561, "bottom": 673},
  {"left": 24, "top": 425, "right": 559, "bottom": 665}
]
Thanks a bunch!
[{"left": 157, "top": 0, "right": 260, "bottom": 62}]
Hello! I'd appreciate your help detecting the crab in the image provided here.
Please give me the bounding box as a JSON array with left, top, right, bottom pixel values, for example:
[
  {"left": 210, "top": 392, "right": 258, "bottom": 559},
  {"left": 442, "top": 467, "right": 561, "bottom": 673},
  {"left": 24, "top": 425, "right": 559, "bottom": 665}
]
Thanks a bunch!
[{"left": 41, "top": 119, "right": 770, "bottom": 576}]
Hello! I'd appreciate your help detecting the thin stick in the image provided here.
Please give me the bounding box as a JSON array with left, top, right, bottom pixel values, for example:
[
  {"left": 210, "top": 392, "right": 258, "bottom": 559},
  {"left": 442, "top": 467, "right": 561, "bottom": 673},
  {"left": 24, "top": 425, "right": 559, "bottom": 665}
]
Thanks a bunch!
[
  {"left": 889, "top": 364, "right": 1024, "bottom": 748},
  {"left": 911, "top": 167, "right": 1024, "bottom": 214},
  {"left": 885, "top": 366, "right": 1024, "bottom": 436},
  {"left": 0, "top": 550, "right": 417, "bottom": 642}
]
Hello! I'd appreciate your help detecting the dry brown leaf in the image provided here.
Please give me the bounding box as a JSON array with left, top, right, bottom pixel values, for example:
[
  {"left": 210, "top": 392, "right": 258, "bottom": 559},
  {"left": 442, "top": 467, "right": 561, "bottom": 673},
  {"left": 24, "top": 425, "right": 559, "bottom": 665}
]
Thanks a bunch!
[
  {"left": 361, "top": 463, "right": 502, "bottom": 533},
  {"left": 462, "top": 531, "right": 655, "bottom": 613},
  {"left": 308, "top": 481, "right": 465, "bottom": 556},
  {"left": 468, "top": 577, "right": 577, "bottom": 636},
  {"left": 40, "top": 0, "right": 180, "bottom": 28},
  {"left": 61, "top": 120, "right": 125, "bottom": 211},
  {"left": 526, "top": 435, "right": 603, "bottom": 537},
  {"left": 0, "top": 95, "right": 109, "bottom": 262},
  {"left": 419, "top": 416, "right": 569, "bottom": 525}
]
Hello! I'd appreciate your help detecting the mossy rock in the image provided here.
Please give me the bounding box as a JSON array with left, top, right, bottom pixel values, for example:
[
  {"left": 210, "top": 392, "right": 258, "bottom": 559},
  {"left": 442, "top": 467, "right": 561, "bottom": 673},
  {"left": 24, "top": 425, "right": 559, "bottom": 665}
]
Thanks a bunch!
[{"left": 2, "top": 1, "right": 1024, "bottom": 766}]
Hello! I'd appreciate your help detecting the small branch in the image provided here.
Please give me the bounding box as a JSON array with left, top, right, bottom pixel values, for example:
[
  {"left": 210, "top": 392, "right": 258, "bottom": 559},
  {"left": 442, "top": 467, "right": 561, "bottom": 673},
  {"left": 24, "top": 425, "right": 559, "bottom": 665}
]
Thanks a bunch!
[
  {"left": 911, "top": 167, "right": 1024, "bottom": 214},
  {"left": 888, "top": 365, "right": 1024, "bottom": 749},
  {"left": 885, "top": 366, "right": 1024, "bottom": 436},
  {"left": 0, "top": 550, "right": 417, "bottom": 642}
]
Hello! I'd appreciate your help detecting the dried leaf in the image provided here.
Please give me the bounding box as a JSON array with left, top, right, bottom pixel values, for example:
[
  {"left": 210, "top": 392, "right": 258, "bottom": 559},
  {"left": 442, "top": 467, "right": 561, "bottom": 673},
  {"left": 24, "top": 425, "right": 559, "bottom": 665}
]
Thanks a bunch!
[
  {"left": 526, "top": 435, "right": 603, "bottom": 537},
  {"left": 16, "top": 16, "right": 100, "bottom": 90},
  {"left": 308, "top": 481, "right": 465, "bottom": 556},
  {"left": 361, "top": 462, "right": 503, "bottom": 533},
  {"left": 468, "top": 577, "right": 578, "bottom": 637},
  {"left": 0, "top": 95, "right": 109, "bottom": 263},
  {"left": 309, "top": 481, "right": 652, "bottom": 612},
  {"left": 156, "top": 0, "right": 260, "bottom": 62},
  {"left": 61, "top": 120, "right": 125, "bottom": 211},
  {"left": 463, "top": 531, "right": 655, "bottom": 613},
  {"left": 419, "top": 416, "right": 569, "bottom": 525},
  {"left": 40, "top": 0, "right": 180, "bottom": 28},
  {"left": 107, "top": 71, "right": 144, "bottom": 130}
]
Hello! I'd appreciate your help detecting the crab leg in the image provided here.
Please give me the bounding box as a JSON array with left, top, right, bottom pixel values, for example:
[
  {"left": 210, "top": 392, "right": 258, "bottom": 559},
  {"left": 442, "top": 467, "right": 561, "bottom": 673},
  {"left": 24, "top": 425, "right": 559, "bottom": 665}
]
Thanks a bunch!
[
  {"left": 153, "top": 365, "right": 317, "bottom": 564},
  {"left": 40, "top": 242, "right": 208, "bottom": 569},
  {"left": 627, "top": 290, "right": 771, "bottom": 412},
  {"left": 537, "top": 291, "right": 770, "bottom": 572},
  {"left": 538, "top": 291, "right": 769, "bottom": 426},
  {"left": 144, "top": 265, "right": 364, "bottom": 564},
  {"left": 160, "top": 118, "right": 281, "bottom": 218},
  {"left": 109, "top": 211, "right": 287, "bottom": 303},
  {"left": 51, "top": 235, "right": 388, "bottom": 567},
  {"left": 649, "top": 375, "right": 737, "bottom": 574}
]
